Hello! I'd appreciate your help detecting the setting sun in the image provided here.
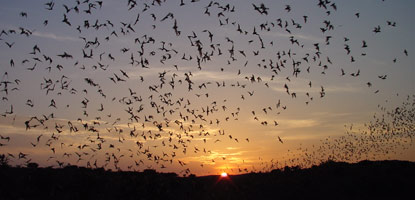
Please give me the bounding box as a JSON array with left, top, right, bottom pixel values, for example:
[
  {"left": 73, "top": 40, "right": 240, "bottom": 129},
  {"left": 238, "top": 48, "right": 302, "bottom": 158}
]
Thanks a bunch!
[{"left": 221, "top": 172, "right": 228, "bottom": 178}]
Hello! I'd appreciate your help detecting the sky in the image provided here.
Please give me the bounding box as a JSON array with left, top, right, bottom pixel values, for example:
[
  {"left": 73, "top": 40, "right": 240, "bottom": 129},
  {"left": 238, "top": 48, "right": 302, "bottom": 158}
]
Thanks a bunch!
[{"left": 0, "top": 0, "right": 414, "bottom": 176}]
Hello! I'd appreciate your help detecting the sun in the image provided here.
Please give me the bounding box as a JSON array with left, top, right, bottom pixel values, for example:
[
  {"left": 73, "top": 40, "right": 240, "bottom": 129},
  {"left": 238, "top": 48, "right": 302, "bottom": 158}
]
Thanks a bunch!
[{"left": 220, "top": 172, "right": 228, "bottom": 178}]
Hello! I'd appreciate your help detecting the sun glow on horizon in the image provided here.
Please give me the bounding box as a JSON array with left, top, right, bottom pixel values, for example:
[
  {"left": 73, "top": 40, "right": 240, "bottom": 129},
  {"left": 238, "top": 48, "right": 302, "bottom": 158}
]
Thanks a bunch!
[{"left": 220, "top": 172, "right": 228, "bottom": 178}]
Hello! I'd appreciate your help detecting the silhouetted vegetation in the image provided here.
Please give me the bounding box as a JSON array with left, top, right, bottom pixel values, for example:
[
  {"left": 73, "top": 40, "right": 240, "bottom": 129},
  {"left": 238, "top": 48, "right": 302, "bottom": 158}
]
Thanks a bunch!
[
  {"left": 1, "top": 160, "right": 414, "bottom": 199},
  {"left": 0, "top": 154, "right": 10, "bottom": 168}
]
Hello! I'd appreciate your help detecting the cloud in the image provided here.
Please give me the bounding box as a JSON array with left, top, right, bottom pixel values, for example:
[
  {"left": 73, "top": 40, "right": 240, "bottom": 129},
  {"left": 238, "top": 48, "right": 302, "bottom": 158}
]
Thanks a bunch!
[
  {"left": 217, "top": 25, "right": 323, "bottom": 43},
  {"left": 278, "top": 119, "right": 320, "bottom": 129},
  {"left": 191, "top": 70, "right": 238, "bottom": 81},
  {"left": 182, "top": 150, "right": 247, "bottom": 165},
  {"left": 262, "top": 31, "right": 324, "bottom": 43},
  {"left": 269, "top": 80, "right": 363, "bottom": 94},
  {"left": 32, "top": 31, "right": 81, "bottom": 42},
  {"left": 324, "top": 85, "right": 362, "bottom": 93}
]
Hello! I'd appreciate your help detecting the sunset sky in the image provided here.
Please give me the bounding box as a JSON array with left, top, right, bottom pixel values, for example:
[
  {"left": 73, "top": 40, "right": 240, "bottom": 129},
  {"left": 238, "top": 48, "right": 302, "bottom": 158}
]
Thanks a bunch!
[{"left": 0, "top": 0, "right": 414, "bottom": 176}]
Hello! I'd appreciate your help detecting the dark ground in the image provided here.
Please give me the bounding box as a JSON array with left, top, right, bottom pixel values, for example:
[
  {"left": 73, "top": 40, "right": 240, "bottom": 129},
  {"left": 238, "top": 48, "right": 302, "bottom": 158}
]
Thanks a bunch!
[{"left": 0, "top": 160, "right": 414, "bottom": 200}]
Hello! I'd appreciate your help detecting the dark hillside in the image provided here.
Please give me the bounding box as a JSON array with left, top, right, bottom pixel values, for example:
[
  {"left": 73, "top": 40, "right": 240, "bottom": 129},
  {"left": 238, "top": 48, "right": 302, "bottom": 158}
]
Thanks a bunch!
[{"left": 1, "top": 160, "right": 414, "bottom": 200}]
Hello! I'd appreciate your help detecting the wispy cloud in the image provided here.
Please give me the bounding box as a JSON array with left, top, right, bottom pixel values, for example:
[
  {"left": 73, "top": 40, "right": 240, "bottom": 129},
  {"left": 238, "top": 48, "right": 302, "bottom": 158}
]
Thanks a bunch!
[
  {"left": 192, "top": 70, "right": 238, "bottom": 81},
  {"left": 182, "top": 150, "right": 247, "bottom": 165},
  {"left": 256, "top": 117, "right": 320, "bottom": 130},
  {"left": 278, "top": 119, "right": 320, "bottom": 128},
  {"left": 269, "top": 80, "right": 363, "bottom": 94},
  {"left": 324, "top": 85, "right": 362, "bottom": 93},
  {"left": 262, "top": 31, "right": 324, "bottom": 43},
  {"left": 32, "top": 31, "right": 81, "bottom": 42}
]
